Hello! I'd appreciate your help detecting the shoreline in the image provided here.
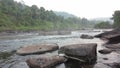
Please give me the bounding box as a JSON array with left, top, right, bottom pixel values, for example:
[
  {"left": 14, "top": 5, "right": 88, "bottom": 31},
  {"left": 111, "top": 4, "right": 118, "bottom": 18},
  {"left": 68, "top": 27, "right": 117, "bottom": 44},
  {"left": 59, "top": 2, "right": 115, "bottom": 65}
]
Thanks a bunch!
[{"left": 0, "top": 30, "right": 72, "bottom": 36}]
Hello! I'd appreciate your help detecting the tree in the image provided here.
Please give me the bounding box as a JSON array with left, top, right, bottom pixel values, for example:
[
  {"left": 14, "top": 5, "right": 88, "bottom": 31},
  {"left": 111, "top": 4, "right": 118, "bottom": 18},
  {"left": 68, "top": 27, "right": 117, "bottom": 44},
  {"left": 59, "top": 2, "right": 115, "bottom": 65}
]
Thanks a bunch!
[
  {"left": 112, "top": 10, "right": 120, "bottom": 28},
  {"left": 94, "top": 21, "right": 112, "bottom": 29}
]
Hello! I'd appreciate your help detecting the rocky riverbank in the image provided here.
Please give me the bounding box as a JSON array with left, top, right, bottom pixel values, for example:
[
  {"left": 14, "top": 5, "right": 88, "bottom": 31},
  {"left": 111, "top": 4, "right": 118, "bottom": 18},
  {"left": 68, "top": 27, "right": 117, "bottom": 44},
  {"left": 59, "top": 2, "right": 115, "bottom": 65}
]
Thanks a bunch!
[
  {"left": 95, "top": 28, "right": 120, "bottom": 68},
  {"left": 0, "top": 29, "right": 120, "bottom": 68}
]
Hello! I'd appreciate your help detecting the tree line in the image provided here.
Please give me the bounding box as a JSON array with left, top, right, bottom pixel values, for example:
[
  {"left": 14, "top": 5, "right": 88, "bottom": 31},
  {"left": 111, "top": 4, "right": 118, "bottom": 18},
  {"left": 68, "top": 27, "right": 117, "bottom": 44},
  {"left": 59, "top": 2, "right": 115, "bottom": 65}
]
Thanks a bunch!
[
  {"left": 0, "top": 0, "right": 119, "bottom": 31},
  {"left": 0, "top": 0, "right": 93, "bottom": 31}
]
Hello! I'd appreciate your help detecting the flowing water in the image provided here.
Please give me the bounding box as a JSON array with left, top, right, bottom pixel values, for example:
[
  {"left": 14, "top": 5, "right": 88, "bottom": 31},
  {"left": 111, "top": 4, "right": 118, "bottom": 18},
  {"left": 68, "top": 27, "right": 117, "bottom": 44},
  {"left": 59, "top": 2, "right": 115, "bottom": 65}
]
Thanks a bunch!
[{"left": 0, "top": 30, "right": 120, "bottom": 68}]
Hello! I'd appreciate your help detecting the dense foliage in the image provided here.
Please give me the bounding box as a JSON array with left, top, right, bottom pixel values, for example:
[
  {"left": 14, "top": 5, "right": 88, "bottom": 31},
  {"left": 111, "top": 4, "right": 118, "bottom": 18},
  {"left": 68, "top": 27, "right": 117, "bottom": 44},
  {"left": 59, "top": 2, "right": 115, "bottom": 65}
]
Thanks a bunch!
[
  {"left": 112, "top": 10, "right": 120, "bottom": 28},
  {"left": 94, "top": 21, "right": 112, "bottom": 29},
  {"left": 0, "top": 0, "right": 93, "bottom": 31}
]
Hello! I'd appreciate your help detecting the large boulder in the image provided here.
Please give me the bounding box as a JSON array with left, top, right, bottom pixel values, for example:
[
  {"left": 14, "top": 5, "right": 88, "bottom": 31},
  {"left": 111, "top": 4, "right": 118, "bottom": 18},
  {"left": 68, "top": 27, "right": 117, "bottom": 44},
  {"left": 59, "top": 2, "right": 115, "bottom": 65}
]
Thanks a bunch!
[
  {"left": 80, "top": 34, "right": 94, "bottom": 39},
  {"left": 26, "top": 55, "right": 66, "bottom": 68},
  {"left": 95, "top": 28, "right": 120, "bottom": 44},
  {"left": 17, "top": 43, "right": 59, "bottom": 55},
  {"left": 59, "top": 43, "right": 97, "bottom": 63}
]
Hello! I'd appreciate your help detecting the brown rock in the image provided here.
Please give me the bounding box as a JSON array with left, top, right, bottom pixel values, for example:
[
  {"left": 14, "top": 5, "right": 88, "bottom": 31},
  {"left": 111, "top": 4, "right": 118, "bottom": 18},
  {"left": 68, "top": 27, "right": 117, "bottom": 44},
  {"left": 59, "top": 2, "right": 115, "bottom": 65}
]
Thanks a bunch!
[
  {"left": 59, "top": 43, "right": 97, "bottom": 63},
  {"left": 95, "top": 28, "right": 120, "bottom": 44},
  {"left": 26, "top": 55, "right": 66, "bottom": 68},
  {"left": 17, "top": 43, "right": 59, "bottom": 55}
]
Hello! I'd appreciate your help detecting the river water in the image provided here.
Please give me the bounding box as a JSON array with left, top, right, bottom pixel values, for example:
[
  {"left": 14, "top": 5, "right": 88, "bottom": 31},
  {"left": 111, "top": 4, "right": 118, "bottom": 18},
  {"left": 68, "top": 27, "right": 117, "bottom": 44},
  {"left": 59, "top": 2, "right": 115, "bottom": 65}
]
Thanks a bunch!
[{"left": 0, "top": 30, "right": 120, "bottom": 68}]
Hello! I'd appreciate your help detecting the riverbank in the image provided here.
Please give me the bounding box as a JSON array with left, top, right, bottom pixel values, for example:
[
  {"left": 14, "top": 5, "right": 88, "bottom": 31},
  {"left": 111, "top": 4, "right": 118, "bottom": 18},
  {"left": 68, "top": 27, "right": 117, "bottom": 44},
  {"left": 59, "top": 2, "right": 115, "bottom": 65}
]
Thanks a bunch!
[{"left": 0, "top": 30, "right": 119, "bottom": 68}]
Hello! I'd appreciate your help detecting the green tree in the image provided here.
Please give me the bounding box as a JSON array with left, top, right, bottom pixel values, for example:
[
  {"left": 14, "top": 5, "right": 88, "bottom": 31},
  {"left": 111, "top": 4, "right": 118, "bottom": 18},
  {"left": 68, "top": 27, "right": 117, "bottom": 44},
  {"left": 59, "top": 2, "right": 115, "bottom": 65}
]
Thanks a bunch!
[
  {"left": 112, "top": 10, "right": 120, "bottom": 28},
  {"left": 94, "top": 21, "right": 112, "bottom": 29}
]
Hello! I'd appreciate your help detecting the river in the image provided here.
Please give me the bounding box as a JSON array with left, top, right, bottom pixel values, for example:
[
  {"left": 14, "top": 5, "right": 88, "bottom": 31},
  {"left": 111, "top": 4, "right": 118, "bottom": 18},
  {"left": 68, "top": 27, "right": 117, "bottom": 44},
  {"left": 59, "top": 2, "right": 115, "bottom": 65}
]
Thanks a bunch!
[{"left": 0, "top": 30, "right": 120, "bottom": 68}]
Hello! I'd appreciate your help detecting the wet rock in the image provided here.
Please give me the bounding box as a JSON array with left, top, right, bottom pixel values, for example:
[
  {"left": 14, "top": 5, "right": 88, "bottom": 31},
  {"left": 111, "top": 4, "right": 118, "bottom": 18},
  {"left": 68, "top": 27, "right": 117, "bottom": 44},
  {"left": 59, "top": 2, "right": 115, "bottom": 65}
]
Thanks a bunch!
[
  {"left": 80, "top": 34, "right": 94, "bottom": 39},
  {"left": 17, "top": 43, "right": 59, "bottom": 55},
  {"left": 105, "top": 62, "right": 120, "bottom": 68},
  {"left": 10, "top": 62, "right": 29, "bottom": 68},
  {"left": 104, "top": 43, "right": 120, "bottom": 49},
  {"left": 26, "top": 55, "right": 66, "bottom": 68},
  {"left": 95, "top": 28, "right": 120, "bottom": 44},
  {"left": 59, "top": 43, "right": 97, "bottom": 63},
  {"left": 99, "top": 49, "right": 112, "bottom": 54}
]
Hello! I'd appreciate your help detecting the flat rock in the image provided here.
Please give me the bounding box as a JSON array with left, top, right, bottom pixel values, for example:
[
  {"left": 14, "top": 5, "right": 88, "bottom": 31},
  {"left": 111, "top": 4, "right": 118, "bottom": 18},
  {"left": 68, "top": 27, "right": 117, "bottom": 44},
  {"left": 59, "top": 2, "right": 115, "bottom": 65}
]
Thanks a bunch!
[
  {"left": 26, "top": 55, "right": 66, "bottom": 68},
  {"left": 99, "top": 49, "right": 112, "bottom": 54},
  {"left": 59, "top": 43, "right": 97, "bottom": 63},
  {"left": 17, "top": 43, "right": 59, "bottom": 55}
]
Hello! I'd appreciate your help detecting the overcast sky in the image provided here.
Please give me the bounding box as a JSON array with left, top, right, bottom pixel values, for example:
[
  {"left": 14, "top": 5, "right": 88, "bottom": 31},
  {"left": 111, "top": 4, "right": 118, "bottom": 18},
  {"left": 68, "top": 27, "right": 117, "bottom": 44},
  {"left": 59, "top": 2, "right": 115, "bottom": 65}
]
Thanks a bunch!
[{"left": 15, "top": 0, "right": 120, "bottom": 19}]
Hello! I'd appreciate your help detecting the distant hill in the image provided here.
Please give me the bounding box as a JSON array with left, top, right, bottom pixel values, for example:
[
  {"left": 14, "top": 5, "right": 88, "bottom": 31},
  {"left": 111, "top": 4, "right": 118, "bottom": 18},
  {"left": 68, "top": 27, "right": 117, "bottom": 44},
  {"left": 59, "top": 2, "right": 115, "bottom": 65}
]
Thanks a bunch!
[{"left": 54, "top": 11, "right": 77, "bottom": 18}]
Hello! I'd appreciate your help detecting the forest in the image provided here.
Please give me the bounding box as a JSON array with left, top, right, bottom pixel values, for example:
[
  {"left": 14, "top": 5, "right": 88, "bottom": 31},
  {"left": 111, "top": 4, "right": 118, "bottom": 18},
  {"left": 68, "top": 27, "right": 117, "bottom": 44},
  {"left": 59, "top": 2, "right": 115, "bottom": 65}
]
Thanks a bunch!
[
  {"left": 0, "top": 0, "right": 91, "bottom": 31},
  {"left": 0, "top": 0, "right": 118, "bottom": 31}
]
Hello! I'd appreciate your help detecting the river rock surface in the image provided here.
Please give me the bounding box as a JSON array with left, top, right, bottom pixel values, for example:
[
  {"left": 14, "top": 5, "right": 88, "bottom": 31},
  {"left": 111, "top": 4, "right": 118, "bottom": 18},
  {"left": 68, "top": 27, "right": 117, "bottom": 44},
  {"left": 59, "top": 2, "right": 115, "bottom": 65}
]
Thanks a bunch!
[
  {"left": 59, "top": 43, "right": 97, "bottom": 63},
  {"left": 17, "top": 43, "right": 59, "bottom": 55},
  {"left": 95, "top": 28, "right": 120, "bottom": 44},
  {"left": 26, "top": 55, "right": 66, "bottom": 68}
]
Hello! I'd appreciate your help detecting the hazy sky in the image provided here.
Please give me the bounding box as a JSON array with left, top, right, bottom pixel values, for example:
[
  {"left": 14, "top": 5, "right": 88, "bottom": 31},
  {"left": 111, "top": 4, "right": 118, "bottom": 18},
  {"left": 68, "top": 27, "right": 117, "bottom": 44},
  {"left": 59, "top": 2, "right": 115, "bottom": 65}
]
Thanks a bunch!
[{"left": 15, "top": 0, "right": 120, "bottom": 19}]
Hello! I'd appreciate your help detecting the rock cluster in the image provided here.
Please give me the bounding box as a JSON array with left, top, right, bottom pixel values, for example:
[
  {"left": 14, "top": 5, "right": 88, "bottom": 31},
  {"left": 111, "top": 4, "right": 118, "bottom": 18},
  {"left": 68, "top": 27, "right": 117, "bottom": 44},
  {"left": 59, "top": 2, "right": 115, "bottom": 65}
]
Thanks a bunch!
[{"left": 16, "top": 43, "right": 98, "bottom": 68}]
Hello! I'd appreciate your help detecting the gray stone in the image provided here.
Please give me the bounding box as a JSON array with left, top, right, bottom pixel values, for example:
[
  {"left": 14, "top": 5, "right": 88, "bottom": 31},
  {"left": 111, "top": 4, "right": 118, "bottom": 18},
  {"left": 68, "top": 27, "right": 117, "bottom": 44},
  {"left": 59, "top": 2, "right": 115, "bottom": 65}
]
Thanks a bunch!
[
  {"left": 99, "top": 49, "right": 112, "bottom": 54},
  {"left": 105, "top": 62, "right": 120, "bottom": 68},
  {"left": 104, "top": 43, "right": 120, "bottom": 51},
  {"left": 59, "top": 43, "right": 97, "bottom": 63},
  {"left": 80, "top": 34, "right": 94, "bottom": 39}
]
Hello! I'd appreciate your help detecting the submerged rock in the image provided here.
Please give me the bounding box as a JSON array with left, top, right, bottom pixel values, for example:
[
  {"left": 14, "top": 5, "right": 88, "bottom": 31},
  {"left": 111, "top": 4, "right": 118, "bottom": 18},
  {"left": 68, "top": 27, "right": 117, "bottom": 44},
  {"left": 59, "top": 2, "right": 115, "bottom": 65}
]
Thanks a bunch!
[
  {"left": 17, "top": 43, "right": 59, "bottom": 55},
  {"left": 99, "top": 49, "right": 112, "bottom": 54},
  {"left": 26, "top": 55, "right": 66, "bottom": 68},
  {"left": 59, "top": 43, "right": 97, "bottom": 63},
  {"left": 80, "top": 34, "right": 94, "bottom": 39}
]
